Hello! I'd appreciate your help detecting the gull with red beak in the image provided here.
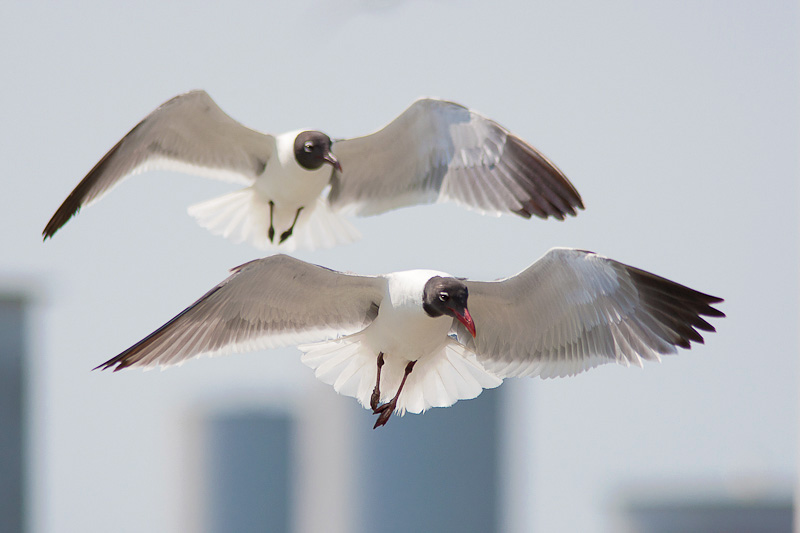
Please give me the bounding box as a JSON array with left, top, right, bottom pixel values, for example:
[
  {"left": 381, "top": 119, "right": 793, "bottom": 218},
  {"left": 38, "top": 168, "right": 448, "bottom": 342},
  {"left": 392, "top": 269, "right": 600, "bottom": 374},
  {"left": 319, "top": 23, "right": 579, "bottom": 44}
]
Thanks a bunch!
[
  {"left": 94, "top": 249, "right": 723, "bottom": 429},
  {"left": 42, "top": 90, "right": 583, "bottom": 251}
]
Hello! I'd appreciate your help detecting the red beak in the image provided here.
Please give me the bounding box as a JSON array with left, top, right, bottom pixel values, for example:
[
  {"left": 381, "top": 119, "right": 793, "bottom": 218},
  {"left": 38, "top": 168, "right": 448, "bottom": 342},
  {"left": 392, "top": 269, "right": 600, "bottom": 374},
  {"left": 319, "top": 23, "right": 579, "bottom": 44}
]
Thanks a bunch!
[
  {"left": 324, "top": 151, "right": 342, "bottom": 172},
  {"left": 454, "top": 307, "right": 476, "bottom": 338}
]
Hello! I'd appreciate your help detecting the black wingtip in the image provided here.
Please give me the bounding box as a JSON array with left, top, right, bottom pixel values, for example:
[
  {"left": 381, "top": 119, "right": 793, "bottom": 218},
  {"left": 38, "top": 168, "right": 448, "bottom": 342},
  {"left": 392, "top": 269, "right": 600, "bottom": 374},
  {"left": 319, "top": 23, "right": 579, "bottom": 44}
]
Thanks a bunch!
[
  {"left": 92, "top": 344, "right": 138, "bottom": 372},
  {"left": 625, "top": 265, "right": 725, "bottom": 351},
  {"left": 42, "top": 206, "right": 71, "bottom": 240},
  {"left": 92, "top": 352, "right": 133, "bottom": 372},
  {"left": 92, "top": 359, "right": 115, "bottom": 372},
  {"left": 43, "top": 125, "right": 135, "bottom": 241},
  {"left": 43, "top": 182, "right": 91, "bottom": 240},
  {"left": 504, "top": 133, "right": 585, "bottom": 222}
]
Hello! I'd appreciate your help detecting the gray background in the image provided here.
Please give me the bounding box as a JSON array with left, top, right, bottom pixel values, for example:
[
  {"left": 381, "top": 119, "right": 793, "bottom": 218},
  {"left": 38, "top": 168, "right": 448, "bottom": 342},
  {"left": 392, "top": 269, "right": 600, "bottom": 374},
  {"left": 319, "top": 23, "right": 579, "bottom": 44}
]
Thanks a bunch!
[{"left": 1, "top": 1, "right": 796, "bottom": 531}]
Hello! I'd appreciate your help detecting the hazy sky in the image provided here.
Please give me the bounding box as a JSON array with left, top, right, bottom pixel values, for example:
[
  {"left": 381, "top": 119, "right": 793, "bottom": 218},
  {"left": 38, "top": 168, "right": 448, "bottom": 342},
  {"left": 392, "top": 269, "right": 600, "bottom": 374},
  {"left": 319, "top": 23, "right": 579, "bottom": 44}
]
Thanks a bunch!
[{"left": 1, "top": 1, "right": 797, "bottom": 532}]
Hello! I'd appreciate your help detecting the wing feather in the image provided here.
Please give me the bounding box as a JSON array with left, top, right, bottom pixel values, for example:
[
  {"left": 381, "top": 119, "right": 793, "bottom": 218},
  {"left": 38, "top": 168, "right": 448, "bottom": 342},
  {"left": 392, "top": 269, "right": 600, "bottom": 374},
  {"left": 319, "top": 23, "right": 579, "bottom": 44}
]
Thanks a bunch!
[
  {"left": 44, "top": 90, "right": 273, "bottom": 238},
  {"left": 328, "top": 98, "right": 583, "bottom": 219},
  {"left": 96, "top": 255, "right": 385, "bottom": 371},
  {"left": 459, "top": 248, "right": 724, "bottom": 379}
]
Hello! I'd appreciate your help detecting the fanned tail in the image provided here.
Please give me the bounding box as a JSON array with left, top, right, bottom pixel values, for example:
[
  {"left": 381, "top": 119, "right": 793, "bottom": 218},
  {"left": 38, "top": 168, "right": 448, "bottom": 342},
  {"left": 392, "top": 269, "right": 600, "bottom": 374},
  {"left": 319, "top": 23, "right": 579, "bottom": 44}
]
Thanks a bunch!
[
  {"left": 187, "top": 188, "right": 361, "bottom": 251},
  {"left": 187, "top": 188, "right": 266, "bottom": 248},
  {"left": 397, "top": 342, "right": 503, "bottom": 415},
  {"left": 299, "top": 334, "right": 502, "bottom": 415},
  {"left": 299, "top": 333, "right": 378, "bottom": 409},
  {"left": 288, "top": 197, "right": 362, "bottom": 251}
]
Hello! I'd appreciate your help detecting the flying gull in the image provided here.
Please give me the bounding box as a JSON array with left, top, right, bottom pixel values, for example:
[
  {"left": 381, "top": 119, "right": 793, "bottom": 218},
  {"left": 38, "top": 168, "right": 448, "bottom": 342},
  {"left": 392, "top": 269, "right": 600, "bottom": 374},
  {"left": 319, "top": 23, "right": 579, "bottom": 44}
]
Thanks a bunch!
[
  {"left": 95, "top": 249, "right": 723, "bottom": 428},
  {"left": 43, "top": 90, "right": 583, "bottom": 251}
]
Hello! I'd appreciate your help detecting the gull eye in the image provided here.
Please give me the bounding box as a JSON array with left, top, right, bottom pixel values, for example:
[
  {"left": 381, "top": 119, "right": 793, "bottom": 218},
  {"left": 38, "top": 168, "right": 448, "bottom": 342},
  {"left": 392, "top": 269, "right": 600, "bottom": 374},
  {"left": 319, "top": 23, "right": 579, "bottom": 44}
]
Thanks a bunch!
[
  {"left": 438, "top": 292, "right": 449, "bottom": 302},
  {"left": 304, "top": 141, "right": 314, "bottom": 153}
]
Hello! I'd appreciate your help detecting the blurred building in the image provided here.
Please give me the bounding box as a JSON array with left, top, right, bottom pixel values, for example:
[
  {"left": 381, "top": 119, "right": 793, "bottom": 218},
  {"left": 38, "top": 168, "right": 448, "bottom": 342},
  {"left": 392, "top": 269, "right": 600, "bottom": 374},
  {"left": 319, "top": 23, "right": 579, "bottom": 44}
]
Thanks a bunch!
[
  {"left": 619, "top": 495, "right": 793, "bottom": 533},
  {"left": 185, "top": 386, "right": 502, "bottom": 533},
  {"left": 0, "top": 295, "right": 28, "bottom": 533}
]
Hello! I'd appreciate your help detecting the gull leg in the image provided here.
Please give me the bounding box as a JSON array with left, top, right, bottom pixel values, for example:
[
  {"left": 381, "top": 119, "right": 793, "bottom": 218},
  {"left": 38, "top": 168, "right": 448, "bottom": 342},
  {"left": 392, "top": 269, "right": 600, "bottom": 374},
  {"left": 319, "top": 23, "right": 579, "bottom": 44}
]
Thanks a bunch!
[
  {"left": 279, "top": 206, "right": 304, "bottom": 244},
  {"left": 267, "top": 201, "right": 276, "bottom": 243},
  {"left": 370, "top": 352, "right": 385, "bottom": 412},
  {"left": 373, "top": 360, "right": 416, "bottom": 429}
]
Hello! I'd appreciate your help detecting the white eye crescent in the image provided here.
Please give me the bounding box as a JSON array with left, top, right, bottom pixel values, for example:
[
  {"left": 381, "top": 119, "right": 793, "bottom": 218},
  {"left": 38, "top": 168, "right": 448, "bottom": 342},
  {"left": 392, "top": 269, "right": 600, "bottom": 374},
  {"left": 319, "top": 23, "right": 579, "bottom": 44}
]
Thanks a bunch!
[
  {"left": 304, "top": 141, "right": 314, "bottom": 153},
  {"left": 438, "top": 292, "right": 449, "bottom": 302}
]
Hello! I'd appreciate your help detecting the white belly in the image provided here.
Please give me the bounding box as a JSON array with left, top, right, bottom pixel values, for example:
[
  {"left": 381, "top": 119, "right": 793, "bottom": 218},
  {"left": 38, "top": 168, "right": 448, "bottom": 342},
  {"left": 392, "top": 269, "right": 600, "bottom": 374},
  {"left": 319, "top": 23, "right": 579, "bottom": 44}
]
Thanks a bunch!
[
  {"left": 254, "top": 161, "right": 331, "bottom": 207},
  {"left": 364, "top": 304, "right": 453, "bottom": 362}
]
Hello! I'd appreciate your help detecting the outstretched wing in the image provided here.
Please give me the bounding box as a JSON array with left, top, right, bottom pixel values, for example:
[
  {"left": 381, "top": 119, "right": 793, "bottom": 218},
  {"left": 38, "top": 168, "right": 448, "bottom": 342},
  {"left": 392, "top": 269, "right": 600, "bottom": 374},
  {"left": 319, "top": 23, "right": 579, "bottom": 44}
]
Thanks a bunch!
[
  {"left": 96, "top": 255, "right": 385, "bottom": 371},
  {"left": 458, "top": 248, "right": 724, "bottom": 379},
  {"left": 328, "top": 98, "right": 583, "bottom": 219},
  {"left": 44, "top": 90, "right": 273, "bottom": 238}
]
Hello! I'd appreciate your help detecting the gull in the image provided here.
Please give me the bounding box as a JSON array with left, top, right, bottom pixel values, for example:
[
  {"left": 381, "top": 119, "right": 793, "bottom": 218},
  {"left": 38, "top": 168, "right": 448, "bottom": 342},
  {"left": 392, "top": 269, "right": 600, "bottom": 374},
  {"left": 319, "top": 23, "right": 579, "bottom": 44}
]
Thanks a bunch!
[
  {"left": 95, "top": 249, "right": 723, "bottom": 428},
  {"left": 43, "top": 90, "right": 583, "bottom": 251}
]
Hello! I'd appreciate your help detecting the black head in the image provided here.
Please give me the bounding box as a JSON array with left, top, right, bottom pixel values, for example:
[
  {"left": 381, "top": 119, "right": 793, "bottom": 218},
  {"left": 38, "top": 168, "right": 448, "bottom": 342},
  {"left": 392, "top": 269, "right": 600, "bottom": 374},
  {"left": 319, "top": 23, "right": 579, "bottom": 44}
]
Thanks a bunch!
[
  {"left": 294, "top": 131, "right": 341, "bottom": 172},
  {"left": 422, "top": 276, "right": 476, "bottom": 337}
]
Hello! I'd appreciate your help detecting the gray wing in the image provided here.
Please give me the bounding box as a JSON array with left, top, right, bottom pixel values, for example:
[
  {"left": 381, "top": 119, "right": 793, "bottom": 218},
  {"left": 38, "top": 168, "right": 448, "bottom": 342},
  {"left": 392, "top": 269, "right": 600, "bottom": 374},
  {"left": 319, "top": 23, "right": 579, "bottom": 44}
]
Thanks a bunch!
[
  {"left": 96, "top": 255, "right": 386, "bottom": 371},
  {"left": 457, "top": 248, "right": 724, "bottom": 379},
  {"left": 44, "top": 90, "right": 273, "bottom": 239},
  {"left": 327, "top": 98, "right": 583, "bottom": 219}
]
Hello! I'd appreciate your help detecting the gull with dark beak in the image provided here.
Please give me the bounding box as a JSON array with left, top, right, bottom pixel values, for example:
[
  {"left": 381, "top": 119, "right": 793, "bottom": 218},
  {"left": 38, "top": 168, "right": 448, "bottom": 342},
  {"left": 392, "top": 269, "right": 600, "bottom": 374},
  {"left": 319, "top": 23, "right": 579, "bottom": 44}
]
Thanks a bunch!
[
  {"left": 43, "top": 90, "right": 584, "bottom": 251},
  {"left": 95, "top": 249, "right": 723, "bottom": 429}
]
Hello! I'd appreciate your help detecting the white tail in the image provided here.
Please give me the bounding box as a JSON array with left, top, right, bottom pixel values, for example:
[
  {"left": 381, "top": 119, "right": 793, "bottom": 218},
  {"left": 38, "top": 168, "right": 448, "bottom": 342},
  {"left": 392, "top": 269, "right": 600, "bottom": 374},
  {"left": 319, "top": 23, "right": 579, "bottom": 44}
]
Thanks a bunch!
[
  {"left": 299, "top": 333, "right": 502, "bottom": 415},
  {"left": 187, "top": 188, "right": 361, "bottom": 251}
]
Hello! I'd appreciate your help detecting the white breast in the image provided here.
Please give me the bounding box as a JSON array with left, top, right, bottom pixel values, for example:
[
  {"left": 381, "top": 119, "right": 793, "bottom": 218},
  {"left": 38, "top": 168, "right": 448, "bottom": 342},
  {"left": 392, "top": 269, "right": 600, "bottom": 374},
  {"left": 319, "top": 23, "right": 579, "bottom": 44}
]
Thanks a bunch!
[
  {"left": 254, "top": 129, "right": 332, "bottom": 206},
  {"left": 365, "top": 270, "right": 454, "bottom": 361}
]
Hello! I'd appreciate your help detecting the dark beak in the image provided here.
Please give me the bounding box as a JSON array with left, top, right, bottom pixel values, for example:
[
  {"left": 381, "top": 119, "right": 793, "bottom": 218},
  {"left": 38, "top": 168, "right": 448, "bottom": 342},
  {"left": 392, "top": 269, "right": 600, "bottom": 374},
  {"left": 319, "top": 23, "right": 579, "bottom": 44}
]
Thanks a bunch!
[
  {"left": 323, "top": 151, "right": 342, "bottom": 172},
  {"left": 453, "top": 307, "right": 476, "bottom": 337}
]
